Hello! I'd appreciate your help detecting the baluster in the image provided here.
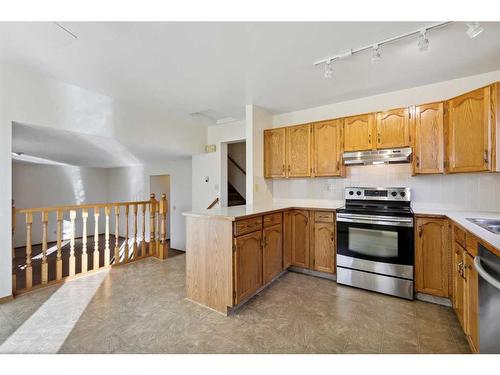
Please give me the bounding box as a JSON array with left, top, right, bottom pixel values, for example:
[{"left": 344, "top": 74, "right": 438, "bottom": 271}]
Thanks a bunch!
[
  {"left": 69, "top": 210, "right": 76, "bottom": 277},
  {"left": 41, "top": 211, "right": 49, "bottom": 284},
  {"left": 12, "top": 201, "right": 16, "bottom": 293},
  {"left": 93, "top": 207, "right": 100, "bottom": 270},
  {"left": 156, "top": 202, "right": 160, "bottom": 257},
  {"left": 81, "top": 208, "right": 88, "bottom": 273},
  {"left": 141, "top": 203, "right": 146, "bottom": 256},
  {"left": 149, "top": 194, "right": 157, "bottom": 256},
  {"left": 157, "top": 193, "right": 169, "bottom": 260},
  {"left": 104, "top": 206, "right": 110, "bottom": 267},
  {"left": 133, "top": 204, "right": 138, "bottom": 259},
  {"left": 125, "top": 205, "right": 130, "bottom": 262},
  {"left": 114, "top": 205, "right": 120, "bottom": 264},
  {"left": 25, "top": 212, "right": 33, "bottom": 289},
  {"left": 56, "top": 210, "right": 63, "bottom": 280}
]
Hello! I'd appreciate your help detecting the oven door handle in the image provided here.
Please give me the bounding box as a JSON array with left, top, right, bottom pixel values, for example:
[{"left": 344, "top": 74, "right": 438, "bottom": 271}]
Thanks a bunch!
[
  {"left": 336, "top": 216, "right": 414, "bottom": 227},
  {"left": 474, "top": 256, "right": 500, "bottom": 291}
]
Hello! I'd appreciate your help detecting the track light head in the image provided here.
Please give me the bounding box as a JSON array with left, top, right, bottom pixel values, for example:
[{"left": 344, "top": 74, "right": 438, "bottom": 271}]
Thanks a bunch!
[
  {"left": 466, "top": 22, "right": 484, "bottom": 38},
  {"left": 418, "top": 29, "right": 429, "bottom": 51},
  {"left": 324, "top": 60, "right": 333, "bottom": 79},
  {"left": 371, "top": 45, "right": 381, "bottom": 64}
]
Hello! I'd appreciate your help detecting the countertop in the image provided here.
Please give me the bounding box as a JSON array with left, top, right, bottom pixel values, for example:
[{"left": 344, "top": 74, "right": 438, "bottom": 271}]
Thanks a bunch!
[{"left": 183, "top": 200, "right": 500, "bottom": 252}]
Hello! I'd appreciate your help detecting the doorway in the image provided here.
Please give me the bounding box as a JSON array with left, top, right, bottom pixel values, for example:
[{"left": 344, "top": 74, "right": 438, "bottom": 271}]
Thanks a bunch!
[{"left": 227, "top": 142, "right": 246, "bottom": 207}]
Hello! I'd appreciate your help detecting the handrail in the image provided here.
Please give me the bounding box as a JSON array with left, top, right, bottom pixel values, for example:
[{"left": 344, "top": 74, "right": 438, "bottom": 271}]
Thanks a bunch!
[
  {"left": 207, "top": 197, "right": 220, "bottom": 209},
  {"left": 16, "top": 199, "right": 152, "bottom": 214},
  {"left": 228, "top": 155, "right": 246, "bottom": 175},
  {"left": 11, "top": 193, "right": 169, "bottom": 296}
]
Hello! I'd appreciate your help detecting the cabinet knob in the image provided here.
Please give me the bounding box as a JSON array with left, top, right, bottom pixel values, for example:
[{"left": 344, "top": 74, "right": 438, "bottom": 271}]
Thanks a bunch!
[
  {"left": 416, "top": 156, "right": 420, "bottom": 168},
  {"left": 418, "top": 226, "right": 423, "bottom": 237},
  {"left": 484, "top": 150, "right": 488, "bottom": 164}
]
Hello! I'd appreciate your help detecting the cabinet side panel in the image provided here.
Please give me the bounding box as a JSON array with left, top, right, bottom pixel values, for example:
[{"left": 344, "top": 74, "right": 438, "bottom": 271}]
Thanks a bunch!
[{"left": 186, "top": 216, "right": 233, "bottom": 314}]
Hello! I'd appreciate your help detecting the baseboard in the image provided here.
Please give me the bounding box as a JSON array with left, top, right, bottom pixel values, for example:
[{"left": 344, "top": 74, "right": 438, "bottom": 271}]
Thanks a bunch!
[
  {"left": 415, "top": 292, "right": 452, "bottom": 307},
  {"left": 288, "top": 266, "right": 337, "bottom": 281},
  {"left": 0, "top": 294, "right": 14, "bottom": 304}
]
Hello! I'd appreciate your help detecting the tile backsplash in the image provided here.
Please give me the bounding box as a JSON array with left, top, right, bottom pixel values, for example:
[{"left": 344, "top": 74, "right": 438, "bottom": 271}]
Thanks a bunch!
[{"left": 272, "top": 164, "right": 500, "bottom": 212}]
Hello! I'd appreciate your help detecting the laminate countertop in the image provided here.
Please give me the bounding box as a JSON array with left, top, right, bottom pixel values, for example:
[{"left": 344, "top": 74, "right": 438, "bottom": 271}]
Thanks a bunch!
[{"left": 183, "top": 201, "right": 500, "bottom": 253}]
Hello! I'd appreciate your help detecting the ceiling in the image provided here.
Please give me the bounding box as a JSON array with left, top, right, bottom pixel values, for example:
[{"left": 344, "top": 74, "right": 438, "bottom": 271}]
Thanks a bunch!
[{"left": 2, "top": 22, "right": 500, "bottom": 128}]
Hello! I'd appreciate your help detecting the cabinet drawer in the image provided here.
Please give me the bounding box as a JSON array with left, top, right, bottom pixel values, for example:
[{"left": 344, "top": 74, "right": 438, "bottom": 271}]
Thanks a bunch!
[
  {"left": 315, "top": 211, "right": 334, "bottom": 223},
  {"left": 263, "top": 213, "right": 282, "bottom": 227},
  {"left": 466, "top": 233, "right": 478, "bottom": 257},
  {"left": 234, "top": 217, "right": 263, "bottom": 236},
  {"left": 454, "top": 225, "right": 466, "bottom": 248}
]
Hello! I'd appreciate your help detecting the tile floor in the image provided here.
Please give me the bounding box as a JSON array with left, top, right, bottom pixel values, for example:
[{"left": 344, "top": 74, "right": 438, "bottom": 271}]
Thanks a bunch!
[{"left": 0, "top": 253, "right": 470, "bottom": 354}]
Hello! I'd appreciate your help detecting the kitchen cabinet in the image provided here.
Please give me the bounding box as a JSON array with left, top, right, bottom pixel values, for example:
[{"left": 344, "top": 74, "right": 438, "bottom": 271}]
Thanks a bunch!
[
  {"left": 343, "top": 113, "right": 374, "bottom": 152},
  {"left": 262, "top": 223, "right": 283, "bottom": 285},
  {"left": 446, "top": 86, "right": 491, "bottom": 173},
  {"left": 264, "top": 128, "right": 286, "bottom": 178},
  {"left": 311, "top": 213, "right": 335, "bottom": 274},
  {"left": 312, "top": 119, "right": 343, "bottom": 177},
  {"left": 452, "top": 240, "right": 466, "bottom": 330},
  {"left": 413, "top": 102, "right": 444, "bottom": 174},
  {"left": 286, "top": 124, "right": 312, "bottom": 177},
  {"left": 376, "top": 107, "right": 411, "bottom": 149},
  {"left": 233, "top": 230, "right": 263, "bottom": 304},
  {"left": 415, "top": 217, "right": 449, "bottom": 297},
  {"left": 289, "top": 210, "right": 310, "bottom": 268},
  {"left": 464, "top": 250, "right": 479, "bottom": 353},
  {"left": 283, "top": 211, "right": 292, "bottom": 268}
]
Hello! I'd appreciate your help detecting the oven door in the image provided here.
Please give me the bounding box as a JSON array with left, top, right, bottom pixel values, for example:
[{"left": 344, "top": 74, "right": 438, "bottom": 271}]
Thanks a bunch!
[{"left": 336, "top": 213, "right": 414, "bottom": 267}]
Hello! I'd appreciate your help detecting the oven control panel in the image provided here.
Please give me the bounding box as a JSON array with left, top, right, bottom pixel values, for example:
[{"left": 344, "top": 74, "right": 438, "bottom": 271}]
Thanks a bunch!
[{"left": 345, "top": 187, "right": 411, "bottom": 202}]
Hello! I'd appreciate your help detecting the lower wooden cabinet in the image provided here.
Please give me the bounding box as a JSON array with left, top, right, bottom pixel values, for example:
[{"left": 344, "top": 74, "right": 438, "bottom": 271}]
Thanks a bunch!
[
  {"left": 263, "top": 223, "right": 283, "bottom": 284},
  {"left": 311, "top": 222, "right": 335, "bottom": 273},
  {"left": 233, "top": 230, "right": 263, "bottom": 304},
  {"left": 464, "top": 250, "right": 479, "bottom": 353},
  {"left": 283, "top": 211, "right": 292, "bottom": 269},
  {"left": 452, "top": 240, "right": 466, "bottom": 329},
  {"left": 415, "top": 217, "right": 450, "bottom": 297},
  {"left": 289, "top": 210, "right": 310, "bottom": 268}
]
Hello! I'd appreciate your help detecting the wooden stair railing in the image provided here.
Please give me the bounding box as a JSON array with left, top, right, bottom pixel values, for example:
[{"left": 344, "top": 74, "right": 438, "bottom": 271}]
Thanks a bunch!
[
  {"left": 11, "top": 193, "right": 169, "bottom": 295},
  {"left": 207, "top": 197, "right": 220, "bottom": 209}
]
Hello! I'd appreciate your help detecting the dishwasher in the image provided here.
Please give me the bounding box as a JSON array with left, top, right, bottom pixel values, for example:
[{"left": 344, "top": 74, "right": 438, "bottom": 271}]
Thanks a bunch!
[{"left": 474, "top": 244, "right": 500, "bottom": 353}]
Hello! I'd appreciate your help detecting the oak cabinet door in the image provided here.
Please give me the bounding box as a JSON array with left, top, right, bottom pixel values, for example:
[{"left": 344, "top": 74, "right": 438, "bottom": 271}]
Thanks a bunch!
[
  {"left": 290, "top": 210, "right": 310, "bottom": 268},
  {"left": 446, "top": 86, "right": 491, "bottom": 173},
  {"left": 376, "top": 107, "right": 410, "bottom": 149},
  {"left": 464, "top": 252, "right": 479, "bottom": 353},
  {"left": 413, "top": 102, "right": 444, "bottom": 174},
  {"left": 312, "top": 222, "right": 335, "bottom": 274},
  {"left": 343, "top": 114, "right": 374, "bottom": 152},
  {"left": 264, "top": 128, "right": 286, "bottom": 178},
  {"left": 452, "top": 241, "right": 466, "bottom": 330},
  {"left": 262, "top": 223, "right": 283, "bottom": 284},
  {"left": 283, "top": 211, "right": 292, "bottom": 269},
  {"left": 234, "top": 231, "right": 263, "bottom": 304},
  {"left": 286, "top": 124, "right": 312, "bottom": 177},
  {"left": 415, "top": 218, "right": 449, "bottom": 297},
  {"left": 312, "top": 119, "right": 342, "bottom": 177}
]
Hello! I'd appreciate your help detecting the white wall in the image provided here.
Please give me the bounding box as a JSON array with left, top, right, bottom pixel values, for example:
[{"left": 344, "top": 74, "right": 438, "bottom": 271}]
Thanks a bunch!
[
  {"left": 0, "top": 64, "right": 205, "bottom": 298},
  {"left": 12, "top": 162, "right": 109, "bottom": 247},
  {"left": 246, "top": 105, "right": 273, "bottom": 205},
  {"left": 228, "top": 142, "right": 246, "bottom": 199}
]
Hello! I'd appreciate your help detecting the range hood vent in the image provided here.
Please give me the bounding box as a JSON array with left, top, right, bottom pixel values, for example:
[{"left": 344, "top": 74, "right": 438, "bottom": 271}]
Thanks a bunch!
[{"left": 343, "top": 147, "right": 412, "bottom": 166}]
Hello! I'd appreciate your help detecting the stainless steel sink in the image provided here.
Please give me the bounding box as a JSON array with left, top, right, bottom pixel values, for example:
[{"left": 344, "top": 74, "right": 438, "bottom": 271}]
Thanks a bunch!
[{"left": 467, "top": 218, "right": 500, "bottom": 234}]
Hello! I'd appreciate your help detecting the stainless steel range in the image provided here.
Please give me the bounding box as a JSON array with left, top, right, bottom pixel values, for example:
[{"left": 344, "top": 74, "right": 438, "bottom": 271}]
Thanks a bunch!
[{"left": 336, "top": 187, "right": 414, "bottom": 300}]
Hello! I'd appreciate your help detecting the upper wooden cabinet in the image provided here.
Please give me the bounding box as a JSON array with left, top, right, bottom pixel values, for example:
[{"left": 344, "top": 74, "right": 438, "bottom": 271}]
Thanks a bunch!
[
  {"left": 376, "top": 107, "right": 411, "bottom": 149},
  {"left": 286, "top": 124, "right": 312, "bottom": 177},
  {"left": 446, "top": 86, "right": 491, "bottom": 173},
  {"left": 415, "top": 217, "right": 449, "bottom": 297},
  {"left": 343, "top": 114, "right": 374, "bottom": 152},
  {"left": 312, "top": 119, "right": 343, "bottom": 177},
  {"left": 413, "top": 102, "right": 445, "bottom": 174},
  {"left": 264, "top": 128, "right": 286, "bottom": 178}
]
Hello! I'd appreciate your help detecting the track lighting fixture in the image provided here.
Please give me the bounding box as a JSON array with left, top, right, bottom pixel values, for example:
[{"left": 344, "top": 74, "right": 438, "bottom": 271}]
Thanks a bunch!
[
  {"left": 324, "top": 60, "right": 333, "bottom": 78},
  {"left": 371, "top": 45, "right": 381, "bottom": 64},
  {"left": 466, "top": 22, "right": 484, "bottom": 38},
  {"left": 418, "top": 29, "right": 429, "bottom": 51}
]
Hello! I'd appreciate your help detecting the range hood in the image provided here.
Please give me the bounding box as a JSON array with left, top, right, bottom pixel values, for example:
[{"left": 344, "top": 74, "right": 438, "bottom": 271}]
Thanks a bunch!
[{"left": 343, "top": 147, "right": 412, "bottom": 166}]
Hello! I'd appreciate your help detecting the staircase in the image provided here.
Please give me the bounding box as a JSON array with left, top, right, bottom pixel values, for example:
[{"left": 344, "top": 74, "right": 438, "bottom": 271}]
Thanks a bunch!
[{"left": 228, "top": 182, "right": 246, "bottom": 207}]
